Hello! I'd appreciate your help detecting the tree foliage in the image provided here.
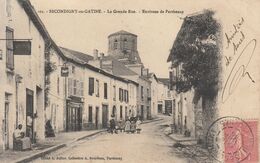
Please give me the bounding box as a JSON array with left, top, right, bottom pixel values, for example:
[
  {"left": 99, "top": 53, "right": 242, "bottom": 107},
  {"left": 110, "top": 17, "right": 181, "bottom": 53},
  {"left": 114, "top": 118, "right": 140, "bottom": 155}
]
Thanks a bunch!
[{"left": 171, "top": 10, "right": 221, "bottom": 98}]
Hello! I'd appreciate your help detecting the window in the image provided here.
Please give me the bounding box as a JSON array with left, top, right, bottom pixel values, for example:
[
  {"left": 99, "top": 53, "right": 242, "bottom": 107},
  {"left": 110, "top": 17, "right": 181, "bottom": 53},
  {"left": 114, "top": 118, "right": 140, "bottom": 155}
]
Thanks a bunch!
[
  {"left": 126, "top": 90, "right": 129, "bottom": 103},
  {"left": 113, "top": 85, "right": 116, "bottom": 101},
  {"left": 89, "top": 77, "right": 94, "bottom": 95},
  {"left": 112, "top": 106, "right": 116, "bottom": 117},
  {"left": 104, "top": 83, "right": 108, "bottom": 99},
  {"left": 57, "top": 77, "right": 60, "bottom": 95},
  {"left": 123, "top": 90, "right": 126, "bottom": 102},
  {"left": 68, "top": 78, "right": 83, "bottom": 97},
  {"left": 6, "top": 27, "right": 14, "bottom": 70},
  {"left": 169, "top": 71, "right": 173, "bottom": 90},
  {"left": 147, "top": 89, "right": 149, "bottom": 97},
  {"left": 141, "top": 86, "right": 144, "bottom": 101},
  {"left": 72, "top": 66, "right": 75, "bottom": 74},
  {"left": 120, "top": 106, "right": 123, "bottom": 119},
  {"left": 123, "top": 39, "right": 127, "bottom": 50},
  {"left": 79, "top": 81, "right": 84, "bottom": 97},
  {"left": 96, "top": 79, "right": 99, "bottom": 97},
  {"left": 73, "top": 80, "right": 77, "bottom": 95},
  {"left": 88, "top": 106, "right": 93, "bottom": 122},
  {"left": 119, "top": 88, "right": 124, "bottom": 102},
  {"left": 113, "top": 40, "right": 118, "bottom": 50},
  {"left": 6, "top": 0, "right": 11, "bottom": 17},
  {"left": 123, "top": 90, "right": 128, "bottom": 102},
  {"left": 119, "top": 88, "right": 121, "bottom": 101}
]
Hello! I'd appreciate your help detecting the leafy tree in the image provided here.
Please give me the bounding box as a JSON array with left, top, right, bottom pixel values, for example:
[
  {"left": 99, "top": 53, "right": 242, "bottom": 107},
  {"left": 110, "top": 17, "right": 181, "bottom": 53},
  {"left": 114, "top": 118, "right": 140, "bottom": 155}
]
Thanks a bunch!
[
  {"left": 169, "top": 10, "right": 222, "bottom": 145},
  {"left": 171, "top": 10, "right": 221, "bottom": 99}
]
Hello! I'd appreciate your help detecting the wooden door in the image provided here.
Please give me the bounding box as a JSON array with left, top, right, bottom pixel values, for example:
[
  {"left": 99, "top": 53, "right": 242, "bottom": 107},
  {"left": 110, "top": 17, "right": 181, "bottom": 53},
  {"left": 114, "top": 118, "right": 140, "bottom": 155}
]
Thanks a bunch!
[
  {"left": 102, "top": 105, "right": 108, "bottom": 128},
  {"left": 95, "top": 107, "right": 99, "bottom": 129}
]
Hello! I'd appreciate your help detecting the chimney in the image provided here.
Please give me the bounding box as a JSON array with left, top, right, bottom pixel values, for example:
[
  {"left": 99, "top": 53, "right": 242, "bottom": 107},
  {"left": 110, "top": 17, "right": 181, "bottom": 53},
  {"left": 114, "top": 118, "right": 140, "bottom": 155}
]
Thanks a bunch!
[
  {"left": 93, "top": 49, "right": 98, "bottom": 60},
  {"left": 142, "top": 68, "right": 149, "bottom": 76},
  {"left": 100, "top": 52, "right": 104, "bottom": 60}
]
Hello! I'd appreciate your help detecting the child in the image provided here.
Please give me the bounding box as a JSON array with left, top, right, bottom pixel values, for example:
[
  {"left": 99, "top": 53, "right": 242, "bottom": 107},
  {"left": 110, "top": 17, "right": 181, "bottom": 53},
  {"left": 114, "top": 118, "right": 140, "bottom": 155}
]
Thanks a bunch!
[
  {"left": 136, "top": 118, "right": 142, "bottom": 134},
  {"left": 125, "top": 118, "right": 131, "bottom": 134},
  {"left": 130, "top": 120, "right": 136, "bottom": 133}
]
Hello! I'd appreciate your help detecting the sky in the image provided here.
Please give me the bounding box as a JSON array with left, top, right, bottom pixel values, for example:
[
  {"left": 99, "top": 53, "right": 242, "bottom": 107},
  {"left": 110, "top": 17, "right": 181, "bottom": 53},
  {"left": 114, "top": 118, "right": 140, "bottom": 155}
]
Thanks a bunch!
[{"left": 29, "top": 0, "right": 213, "bottom": 78}]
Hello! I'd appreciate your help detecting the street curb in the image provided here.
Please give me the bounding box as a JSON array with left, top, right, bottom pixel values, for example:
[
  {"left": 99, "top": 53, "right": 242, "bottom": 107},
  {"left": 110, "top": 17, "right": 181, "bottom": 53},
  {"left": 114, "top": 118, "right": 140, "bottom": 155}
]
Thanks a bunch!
[
  {"left": 14, "top": 130, "right": 106, "bottom": 163},
  {"left": 164, "top": 132, "right": 197, "bottom": 143},
  {"left": 141, "top": 118, "right": 163, "bottom": 124},
  {"left": 15, "top": 143, "right": 66, "bottom": 163},
  {"left": 75, "top": 130, "right": 106, "bottom": 142}
]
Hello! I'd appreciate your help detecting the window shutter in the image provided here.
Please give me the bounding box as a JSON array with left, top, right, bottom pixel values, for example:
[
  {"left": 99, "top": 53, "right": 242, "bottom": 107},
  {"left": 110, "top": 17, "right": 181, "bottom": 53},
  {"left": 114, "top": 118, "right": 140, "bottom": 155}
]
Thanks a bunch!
[
  {"left": 89, "top": 77, "right": 94, "bottom": 95},
  {"left": 6, "top": 27, "right": 14, "bottom": 69},
  {"left": 104, "top": 83, "right": 107, "bottom": 99},
  {"left": 68, "top": 78, "right": 73, "bottom": 96},
  {"left": 73, "top": 79, "right": 77, "bottom": 96},
  {"left": 80, "top": 81, "right": 84, "bottom": 97}
]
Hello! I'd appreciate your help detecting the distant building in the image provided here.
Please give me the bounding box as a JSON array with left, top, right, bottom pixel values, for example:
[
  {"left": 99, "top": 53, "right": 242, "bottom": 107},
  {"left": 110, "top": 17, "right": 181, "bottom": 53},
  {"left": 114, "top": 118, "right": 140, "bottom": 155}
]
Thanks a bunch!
[
  {"left": 108, "top": 30, "right": 142, "bottom": 64},
  {"left": 88, "top": 30, "right": 153, "bottom": 120},
  {"left": 157, "top": 78, "right": 175, "bottom": 115}
]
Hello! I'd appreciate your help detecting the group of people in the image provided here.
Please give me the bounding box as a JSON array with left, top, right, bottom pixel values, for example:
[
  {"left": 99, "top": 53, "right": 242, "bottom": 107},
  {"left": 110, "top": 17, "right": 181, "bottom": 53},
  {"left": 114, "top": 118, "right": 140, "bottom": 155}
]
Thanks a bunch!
[{"left": 109, "top": 117, "right": 142, "bottom": 134}]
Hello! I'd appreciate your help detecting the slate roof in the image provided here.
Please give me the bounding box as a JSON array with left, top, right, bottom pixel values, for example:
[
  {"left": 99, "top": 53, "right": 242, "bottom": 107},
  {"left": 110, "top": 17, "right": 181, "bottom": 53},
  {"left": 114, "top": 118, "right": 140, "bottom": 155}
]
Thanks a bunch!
[{"left": 60, "top": 47, "right": 93, "bottom": 63}]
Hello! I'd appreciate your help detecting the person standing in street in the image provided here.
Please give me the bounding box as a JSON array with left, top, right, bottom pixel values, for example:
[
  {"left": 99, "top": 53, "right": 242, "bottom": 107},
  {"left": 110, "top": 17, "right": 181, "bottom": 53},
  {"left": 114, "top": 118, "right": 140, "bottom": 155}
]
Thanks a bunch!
[
  {"left": 130, "top": 120, "right": 136, "bottom": 133},
  {"left": 125, "top": 118, "right": 131, "bottom": 134},
  {"left": 136, "top": 118, "right": 142, "bottom": 134},
  {"left": 109, "top": 117, "right": 117, "bottom": 134}
]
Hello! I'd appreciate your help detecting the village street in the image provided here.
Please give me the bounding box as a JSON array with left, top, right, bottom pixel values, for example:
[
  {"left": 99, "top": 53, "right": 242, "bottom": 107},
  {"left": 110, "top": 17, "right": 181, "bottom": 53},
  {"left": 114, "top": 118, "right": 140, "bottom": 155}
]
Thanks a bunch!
[{"left": 32, "top": 116, "right": 190, "bottom": 163}]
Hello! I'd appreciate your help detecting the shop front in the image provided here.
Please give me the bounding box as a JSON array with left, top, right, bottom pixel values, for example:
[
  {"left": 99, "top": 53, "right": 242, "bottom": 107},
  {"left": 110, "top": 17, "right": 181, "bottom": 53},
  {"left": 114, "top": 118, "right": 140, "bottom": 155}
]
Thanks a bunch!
[{"left": 66, "top": 96, "right": 83, "bottom": 132}]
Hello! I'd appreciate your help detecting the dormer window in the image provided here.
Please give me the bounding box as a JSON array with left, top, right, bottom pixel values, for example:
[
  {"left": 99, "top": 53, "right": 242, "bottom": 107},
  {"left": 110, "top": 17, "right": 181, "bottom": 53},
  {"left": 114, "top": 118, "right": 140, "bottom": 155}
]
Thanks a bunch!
[{"left": 113, "top": 40, "right": 118, "bottom": 50}]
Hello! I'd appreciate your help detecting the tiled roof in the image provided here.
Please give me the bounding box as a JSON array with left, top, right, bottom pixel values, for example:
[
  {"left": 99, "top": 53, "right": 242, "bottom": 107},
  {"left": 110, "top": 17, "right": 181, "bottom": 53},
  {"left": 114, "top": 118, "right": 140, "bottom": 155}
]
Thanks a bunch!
[
  {"left": 158, "top": 78, "right": 170, "bottom": 85},
  {"left": 102, "top": 56, "right": 138, "bottom": 76},
  {"left": 108, "top": 30, "right": 137, "bottom": 37},
  {"left": 60, "top": 47, "right": 93, "bottom": 63}
]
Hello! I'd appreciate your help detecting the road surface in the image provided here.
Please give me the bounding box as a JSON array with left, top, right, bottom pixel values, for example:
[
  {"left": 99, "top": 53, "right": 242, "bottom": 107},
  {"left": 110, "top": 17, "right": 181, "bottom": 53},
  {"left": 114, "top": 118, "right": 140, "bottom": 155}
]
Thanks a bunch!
[{"left": 32, "top": 116, "right": 190, "bottom": 163}]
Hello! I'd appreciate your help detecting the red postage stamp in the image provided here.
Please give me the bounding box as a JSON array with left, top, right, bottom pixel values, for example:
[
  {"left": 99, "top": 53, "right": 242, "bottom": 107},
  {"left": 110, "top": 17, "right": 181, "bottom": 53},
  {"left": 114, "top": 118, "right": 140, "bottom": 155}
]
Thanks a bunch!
[{"left": 224, "top": 120, "right": 258, "bottom": 163}]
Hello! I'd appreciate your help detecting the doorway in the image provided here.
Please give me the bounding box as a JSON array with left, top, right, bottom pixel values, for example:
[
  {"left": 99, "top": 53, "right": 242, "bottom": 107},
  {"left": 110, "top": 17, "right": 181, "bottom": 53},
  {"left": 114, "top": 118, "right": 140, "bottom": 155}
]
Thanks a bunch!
[
  {"left": 102, "top": 105, "right": 108, "bottom": 128},
  {"left": 4, "top": 94, "right": 11, "bottom": 150},
  {"left": 95, "top": 107, "right": 99, "bottom": 129},
  {"left": 158, "top": 104, "right": 162, "bottom": 114},
  {"left": 141, "top": 105, "right": 144, "bottom": 120},
  {"left": 26, "top": 89, "right": 34, "bottom": 143},
  {"left": 67, "top": 105, "right": 82, "bottom": 131}
]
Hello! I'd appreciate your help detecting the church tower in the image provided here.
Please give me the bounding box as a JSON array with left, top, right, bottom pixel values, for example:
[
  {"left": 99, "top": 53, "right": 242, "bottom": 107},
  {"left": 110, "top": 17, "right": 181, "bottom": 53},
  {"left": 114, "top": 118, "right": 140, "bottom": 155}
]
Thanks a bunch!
[{"left": 108, "top": 30, "right": 142, "bottom": 64}]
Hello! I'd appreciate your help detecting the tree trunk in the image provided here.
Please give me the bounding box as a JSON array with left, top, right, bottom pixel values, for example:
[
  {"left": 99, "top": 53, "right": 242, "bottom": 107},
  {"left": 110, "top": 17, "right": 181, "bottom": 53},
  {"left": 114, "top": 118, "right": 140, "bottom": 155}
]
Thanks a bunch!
[{"left": 201, "top": 95, "right": 217, "bottom": 147}]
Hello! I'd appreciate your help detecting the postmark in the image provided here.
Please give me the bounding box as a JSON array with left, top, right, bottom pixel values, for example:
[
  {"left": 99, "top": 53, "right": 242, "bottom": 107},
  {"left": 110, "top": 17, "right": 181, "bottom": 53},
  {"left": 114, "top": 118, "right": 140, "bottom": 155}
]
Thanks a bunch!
[{"left": 206, "top": 116, "right": 258, "bottom": 163}]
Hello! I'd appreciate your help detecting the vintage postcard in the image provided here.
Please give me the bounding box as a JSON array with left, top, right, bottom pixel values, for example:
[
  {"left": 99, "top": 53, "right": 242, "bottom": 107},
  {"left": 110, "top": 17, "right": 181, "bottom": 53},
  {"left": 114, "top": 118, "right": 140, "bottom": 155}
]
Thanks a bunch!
[{"left": 0, "top": 0, "right": 259, "bottom": 162}]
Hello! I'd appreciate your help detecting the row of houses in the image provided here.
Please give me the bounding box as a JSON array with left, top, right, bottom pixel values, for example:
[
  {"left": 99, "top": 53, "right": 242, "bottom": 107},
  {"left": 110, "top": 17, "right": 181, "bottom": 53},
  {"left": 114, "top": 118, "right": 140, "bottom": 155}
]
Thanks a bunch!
[{"left": 0, "top": 0, "right": 174, "bottom": 151}]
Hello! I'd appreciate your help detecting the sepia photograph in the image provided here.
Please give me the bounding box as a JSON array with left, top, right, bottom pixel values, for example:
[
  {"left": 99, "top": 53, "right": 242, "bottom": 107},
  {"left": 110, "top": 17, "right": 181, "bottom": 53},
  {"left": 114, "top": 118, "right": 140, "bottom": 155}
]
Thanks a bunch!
[{"left": 0, "top": 0, "right": 259, "bottom": 162}]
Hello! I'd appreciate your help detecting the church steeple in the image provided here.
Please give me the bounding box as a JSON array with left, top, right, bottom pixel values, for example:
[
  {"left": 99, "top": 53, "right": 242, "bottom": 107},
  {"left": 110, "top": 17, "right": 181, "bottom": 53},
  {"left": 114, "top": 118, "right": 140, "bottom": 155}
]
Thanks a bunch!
[{"left": 107, "top": 30, "right": 142, "bottom": 64}]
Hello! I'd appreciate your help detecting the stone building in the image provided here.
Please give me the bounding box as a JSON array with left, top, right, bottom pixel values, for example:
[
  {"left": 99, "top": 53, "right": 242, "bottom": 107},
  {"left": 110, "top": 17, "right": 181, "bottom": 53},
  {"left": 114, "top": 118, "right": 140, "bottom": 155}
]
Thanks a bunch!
[
  {"left": 48, "top": 47, "right": 138, "bottom": 132},
  {"left": 0, "top": 0, "right": 49, "bottom": 151},
  {"left": 108, "top": 30, "right": 142, "bottom": 64}
]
